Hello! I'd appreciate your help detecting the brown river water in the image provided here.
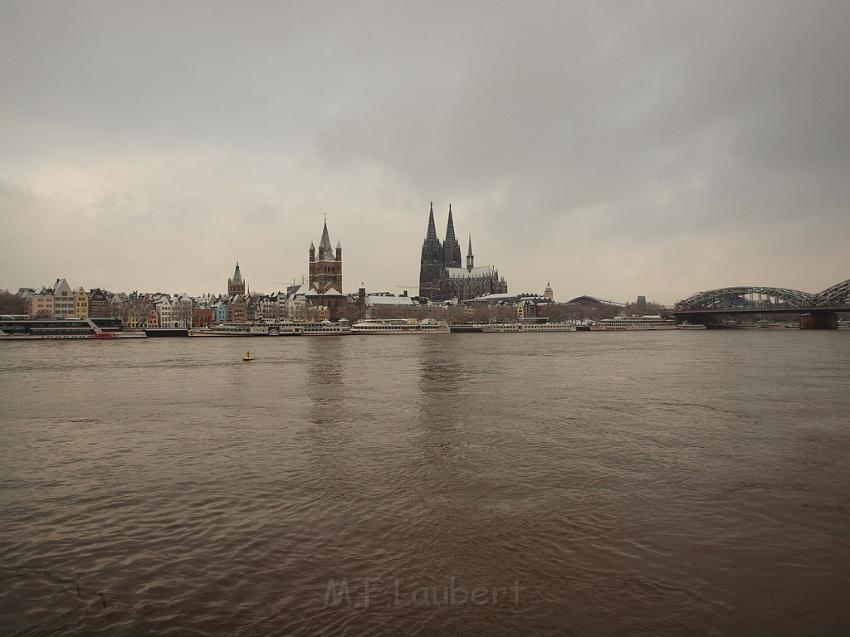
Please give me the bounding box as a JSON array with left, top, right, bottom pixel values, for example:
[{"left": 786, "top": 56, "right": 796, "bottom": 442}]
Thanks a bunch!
[{"left": 1, "top": 331, "right": 849, "bottom": 636}]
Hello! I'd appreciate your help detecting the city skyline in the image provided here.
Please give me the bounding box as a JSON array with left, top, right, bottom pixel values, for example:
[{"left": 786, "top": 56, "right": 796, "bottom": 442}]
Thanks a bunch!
[{"left": 2, "top": 1, "right": 849, "bottom": 304}]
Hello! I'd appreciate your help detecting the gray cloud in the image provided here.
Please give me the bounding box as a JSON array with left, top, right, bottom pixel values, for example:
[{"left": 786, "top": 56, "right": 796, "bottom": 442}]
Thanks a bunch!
[{"left": 1, "top": 0, "right": 848, "bottom": 303}]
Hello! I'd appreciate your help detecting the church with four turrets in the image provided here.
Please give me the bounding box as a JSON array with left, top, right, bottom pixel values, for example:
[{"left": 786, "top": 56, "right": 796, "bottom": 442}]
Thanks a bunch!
[
  {"left": 418, "top": 203, "right": 507, "bottom": 302},
  {"left": 306, "top": 218, "right": 344, "bottom": 319}
]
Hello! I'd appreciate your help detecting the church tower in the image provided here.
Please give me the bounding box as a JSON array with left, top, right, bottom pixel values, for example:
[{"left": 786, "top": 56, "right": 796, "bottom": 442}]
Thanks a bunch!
[
  {"left": 227, "top": 262, "right": 246, "bottom": 296},
  {"left": 418, "top": 202, "right": 445, "bottom": 300},
  {"left": 466, "top": 235, "right": 475, "bottom": 271},
  {"left": 443, "top": 203, "right": 462, "bottom": 268},
  {"left": 308, "top": 218, "right": 344, "bottom": 319},
  {"left": 308, "top": 218, "right": 343, "bottom": 295}
]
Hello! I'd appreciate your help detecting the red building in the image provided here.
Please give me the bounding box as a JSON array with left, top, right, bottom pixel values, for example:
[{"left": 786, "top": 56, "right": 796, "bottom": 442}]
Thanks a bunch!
[{"left": 193, "top": 307, "right": 214, "bottom": 328}]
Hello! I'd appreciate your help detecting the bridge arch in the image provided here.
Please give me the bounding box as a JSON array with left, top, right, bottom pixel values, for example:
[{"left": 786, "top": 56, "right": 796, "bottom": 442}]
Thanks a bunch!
[
  {"left": 816, "top": 279, "right": 850, "bottom": 307},
  {"left": 675, "top": 286, "right": 816, "bottom": 312}
]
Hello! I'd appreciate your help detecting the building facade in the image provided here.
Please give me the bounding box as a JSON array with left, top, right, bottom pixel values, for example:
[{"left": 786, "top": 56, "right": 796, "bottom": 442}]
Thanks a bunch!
[
  {"left": 74, "top": 287, "right": 89, "bottom": 318},
  {"left": 418, "top": 203, "right": 508, "bottom": 302},
  {"left": 88, "top": 289, "right": 111, "bottom": 318},
  {"left": 53, "top": 279, "right": 74, "bottom": 317},
  {"left": 30, "top": 288, "right": 54, "bottom": 317}
]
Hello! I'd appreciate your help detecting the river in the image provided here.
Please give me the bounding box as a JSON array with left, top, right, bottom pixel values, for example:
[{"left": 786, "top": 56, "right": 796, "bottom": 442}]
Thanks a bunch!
[{"left": 1, "top": 331, "right": 848, "bottom": 635}]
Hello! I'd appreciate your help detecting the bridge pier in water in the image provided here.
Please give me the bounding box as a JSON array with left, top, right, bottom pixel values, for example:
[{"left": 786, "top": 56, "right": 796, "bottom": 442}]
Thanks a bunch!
[{"left": 800, "top": 312, "right": 838, "bottom": 330}]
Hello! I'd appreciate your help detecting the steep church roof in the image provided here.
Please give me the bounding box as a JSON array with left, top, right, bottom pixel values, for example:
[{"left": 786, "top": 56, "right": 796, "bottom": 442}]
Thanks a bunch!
[
  {"left": 446, "top": 265, "right": 499, "bottom": 279},
  {"left": 319, "top": 220, "right": 334, "bottom": 254},
  {"left": 446, "top": 204, "right": 457, "bottom": 241},
  {"left": 231, "top": 262, "right": 243, "bottom": 284},
  {"left": 426, "top": 202, "right": 438, "bottom": 240}
]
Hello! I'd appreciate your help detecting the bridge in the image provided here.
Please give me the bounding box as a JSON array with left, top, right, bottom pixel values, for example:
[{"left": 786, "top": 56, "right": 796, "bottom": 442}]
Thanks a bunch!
[{"left": 673, "top": 279, "right": 850, "bottom": 329}]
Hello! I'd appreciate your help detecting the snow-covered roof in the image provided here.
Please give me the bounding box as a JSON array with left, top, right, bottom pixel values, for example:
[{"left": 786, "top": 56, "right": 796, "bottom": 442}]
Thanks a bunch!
[{"left": 365, "top": 295, "right": 415, "bottom": 306}]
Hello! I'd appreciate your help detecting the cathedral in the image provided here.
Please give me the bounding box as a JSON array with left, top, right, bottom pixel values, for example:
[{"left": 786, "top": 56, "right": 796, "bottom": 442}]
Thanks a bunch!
[
  {"left": 418, "top": 203, "right": 507, "bottom": 302},
  {"left": 306, "top": 218, "right": 344, "bottom": 319}
]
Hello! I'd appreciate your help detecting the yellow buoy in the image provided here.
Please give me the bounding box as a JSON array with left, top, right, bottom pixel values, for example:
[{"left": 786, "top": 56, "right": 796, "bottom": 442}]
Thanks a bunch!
[{"left": 243, "top": 350, "right": 253, "bottom": 362}]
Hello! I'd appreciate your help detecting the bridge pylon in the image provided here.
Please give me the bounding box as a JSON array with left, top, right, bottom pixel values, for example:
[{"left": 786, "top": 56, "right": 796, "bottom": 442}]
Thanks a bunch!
[{"left": 800, "top": 312, "right": 838, "bottom": 330}]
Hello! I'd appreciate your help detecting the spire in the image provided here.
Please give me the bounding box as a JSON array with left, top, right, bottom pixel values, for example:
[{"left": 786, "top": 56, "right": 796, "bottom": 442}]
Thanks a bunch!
[
  {"left": 426, "top": 202, "right": 438, "bottom": 240},
  {"left": 232, "top": 262, "right": 243, "bottom": 284},
  {"left": 467, "top": 234, "right": 473, "bottom": 256},
  {"left": 319, "top": 218, "right": 333, "bottom": 256},
  {"left": 466, "top": 234, "right": 474, "bottom": 271},
  {"left": 445, "top": 203, "right": 457, "bottom": 241}
]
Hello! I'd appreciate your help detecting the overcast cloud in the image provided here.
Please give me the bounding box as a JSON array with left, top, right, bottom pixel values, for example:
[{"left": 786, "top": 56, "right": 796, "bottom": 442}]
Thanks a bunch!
[{"left": 1, "top": 0, "right": 848, "bottom": 303}]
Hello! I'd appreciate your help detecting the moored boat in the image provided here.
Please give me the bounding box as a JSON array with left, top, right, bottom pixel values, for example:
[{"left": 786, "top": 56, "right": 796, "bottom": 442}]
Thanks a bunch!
[
  {"left": 351, "top": 318, "right": 450, "bottom": 335},
  {"left": 591, "top": 315, "right": 678, "bottom": 331},
  {"left": 190, "top": 322, "right": 303, "bottom": 336},
  {"left": 677, "top": 322, "right": 707, "bottom": 330},
  {"left": 449, "top": 324, "right": 486, "bottom": 333},
  {"left": 300, "top": 320, "right": 352, "bottom": 335},
  {"left": 481, "top": 322, "right": 576, "bottom": 333},
  {"left": 1, "top": 317, "right": 146, "bottom": 340}
]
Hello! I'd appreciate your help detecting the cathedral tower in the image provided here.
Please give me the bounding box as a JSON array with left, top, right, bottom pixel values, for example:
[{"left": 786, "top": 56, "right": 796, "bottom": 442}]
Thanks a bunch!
[
  {"left": 418, "top": 202, "right": 444, "bottom": 300},
  {"left": 443, "top": 203, "right": 462, "bottom": 268}
]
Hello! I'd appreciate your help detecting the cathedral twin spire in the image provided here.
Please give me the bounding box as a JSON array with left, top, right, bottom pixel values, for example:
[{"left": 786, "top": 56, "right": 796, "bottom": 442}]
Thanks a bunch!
[{"left": 422, "top": 202, "right": 463, "bottom": 269}]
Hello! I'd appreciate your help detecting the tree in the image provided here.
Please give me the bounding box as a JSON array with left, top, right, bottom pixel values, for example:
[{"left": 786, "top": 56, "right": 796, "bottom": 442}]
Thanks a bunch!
[{"left": 0, "top": 290, "right": 28, "bottom": 315}]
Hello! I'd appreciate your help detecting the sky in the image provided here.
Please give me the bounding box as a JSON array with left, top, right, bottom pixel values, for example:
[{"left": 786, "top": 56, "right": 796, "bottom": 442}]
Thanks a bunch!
[{"left": 1, "top": 0, "right": 848, "bottom": 304}]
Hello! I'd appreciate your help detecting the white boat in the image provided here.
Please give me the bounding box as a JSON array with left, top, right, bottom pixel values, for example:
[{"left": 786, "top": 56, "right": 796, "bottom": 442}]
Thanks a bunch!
[
  {"left": 351, "top": 318, "right": 450, "bottom": 335},
  {"left": 592, "top": 315, "right": 678, "bottom": 331},
  {"left": 190, "top": 322, "right": 303, "bottom": 336},
  {"left": 299, "top": 320, "right": 352, "bottom": 335},
  {"left": 481, "top": 322, "right": 576, "bottom": 333},
  {"left": 677, "top": 322, "right": 707, "bottom": 330}
]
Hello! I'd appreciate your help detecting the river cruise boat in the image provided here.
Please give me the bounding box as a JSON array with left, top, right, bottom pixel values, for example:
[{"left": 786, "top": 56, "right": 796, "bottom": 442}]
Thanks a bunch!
[
  {"left": 351, "top": 318, "right": 450, "bottom": 335},
  {"left": 300, "top": 320, "right": 352, "bottom": 335},
  {"left": 449, "top": 323, "right": 486, "bottom": 333},
  {"left": 677, "top": 322, "right": 708, "bottom": 330},
  {"left": 190, "top": 322, "right": 303, "bottom": 336},
  {"left": 591, "top": 315, "right": 679, "bottom": 331},
  {"left": 0, "top": 317, "right": 146, "bottom": 340},
  {"left": 482, "top": 322, "right": 577, "bottom": 333}
]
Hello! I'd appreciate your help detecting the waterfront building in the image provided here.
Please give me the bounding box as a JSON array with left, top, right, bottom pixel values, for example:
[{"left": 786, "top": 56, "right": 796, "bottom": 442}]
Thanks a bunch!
[
  {"left": 307, "top": 219, "right": 344, "bottom": 320},
  {"left": 52, "top": 279, "right": 74, "bottom": 317},
  {"left": 74, "top": 287, "right": 89, "bottom": 318},
  {"left": 228, "top": 295, "right": 246, "bottom": 322},
  {"left": 30, "top": 287, "right": 54, "bottom": 318},
  {"left": 172, "top": 294, "right": 193, "bottom": 328},
  {"left": 213, "top": 301, "right": 228, "bottom": 324},
  {"left": 111, "top": 292, "right": 127, "bottom": 320},
  {"left": 257, "top": 294, "right": 279, "bottom": 321},
  {"left": 156, "top": 297, "right": 173, "bottom": 327},
  {"left": 418, "top": 203, "right": 508, "bottom": 302},
  {"left": 193, "top": 307, "right": 214, "bottom": 328},
  {"left": 146, "top": 308, "right": 159, "bottom": 328},
  {"left": 363, "top": 293, "right": 416, "bottom": 318},
  {"left": 227, "top": 263, "right": 246, "bottom": 296},
  {"left": 88, "top": 289, "right": 111, "bottom": 318}
]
